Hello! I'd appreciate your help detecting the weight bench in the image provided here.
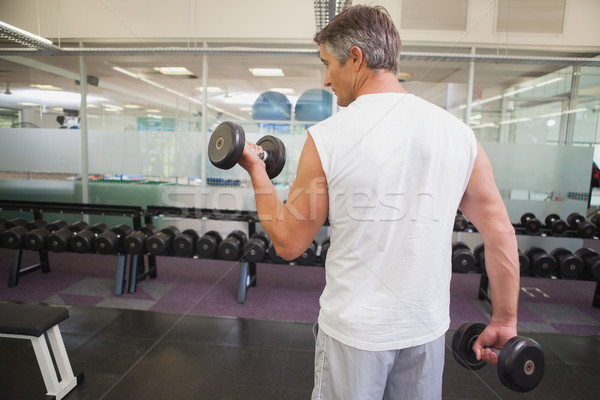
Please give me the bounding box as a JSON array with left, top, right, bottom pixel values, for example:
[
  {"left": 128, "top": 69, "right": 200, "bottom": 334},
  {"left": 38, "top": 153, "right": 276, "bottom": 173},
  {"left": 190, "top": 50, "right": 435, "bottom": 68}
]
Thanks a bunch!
[{"left": 0, "top": 303, "right": 84, "bottom": 400}]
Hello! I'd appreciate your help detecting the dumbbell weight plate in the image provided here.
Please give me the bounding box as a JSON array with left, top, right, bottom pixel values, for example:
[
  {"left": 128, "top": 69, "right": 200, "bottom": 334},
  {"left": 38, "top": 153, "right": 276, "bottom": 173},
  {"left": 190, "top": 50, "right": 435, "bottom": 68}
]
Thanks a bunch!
[
  {"left": 452, "top": 322, "right": 487, "bottom": 371},
  {"left": 208, "top": 122, "right": 245, "bottom": 170},
  {"left": 520, "top": 212, "right": 536, "bottom": 226},
  {"left": 256, "top": 135, "right": 286, "bottom": 179},
  {"left": 497, "top": 336, "right": 545, "bottom": 392}
]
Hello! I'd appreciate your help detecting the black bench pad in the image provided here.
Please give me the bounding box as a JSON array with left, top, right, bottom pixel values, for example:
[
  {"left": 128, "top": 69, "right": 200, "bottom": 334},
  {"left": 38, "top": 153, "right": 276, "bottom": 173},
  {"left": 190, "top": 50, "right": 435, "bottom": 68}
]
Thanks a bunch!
[{"left": 0, "top": 303, "right": 69, "bottom": 337}]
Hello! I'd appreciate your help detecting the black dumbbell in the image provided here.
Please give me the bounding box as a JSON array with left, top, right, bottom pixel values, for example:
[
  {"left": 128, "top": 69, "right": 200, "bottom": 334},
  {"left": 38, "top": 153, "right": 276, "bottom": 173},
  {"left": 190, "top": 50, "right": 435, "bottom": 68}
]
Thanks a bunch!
[
  {"left": 524, "top": 247, "right": 556, "bottom": 278},
  {"left": 218, "top": 230, "right": 248, "bottom": 261},
  {"left": 0, "top": 218, "right": 26, "bottom": 247},
  {"left": 452, "top": 321, "right": 545, "bottom": 392},
  {"left": 520, "top": 213, "right": 541, "bottom": 234},
  {"left": 590, "top": 213, "right": 600, "bottom": 230},
  {"left": 243, "top": 232, "right": 271, "bottom": 262},
  {"left": 146, "top": 226, "right": 181, "bottom": 256},
  {"left": 47, "top": 221, "right": 90, "bottom": 252},
  {"left": 94, "top": 224, "right": 134, "bottom": 255},
  {"left": 123, "top": 224, "right": 158, "bottom": 254},
  {"left": 544, "top": 214, "right": 567, "bottom": 235},
  {"left": 320, "top": 238, "right": 330, "bottom": 264},
  {"left": 452, "top": 242, "right": 476, "bottom": 273},
  {"left": 454, "top": 214, "right": 469, "bottom": 231},
  {"left": 208, "top": 121, "right": 286, "bottom": 179},
  {"left": 473, "top": 243, "right": 485, "bottom": 273},
  {"left": 268, "top": 243, "right": 287, "bottom": 264},
  {"left": 172, "top": 229, "right": 200, "bottom": 257},
  {"left": 24, "top": 220, "right": 69, "bottom": 251},
  {"left": 566, "top": 212, "right": 596, "bottom": 238},
  {"left": 70, "top": 223, "right": 110, "bottom": 253},
  {"left": 518, "top": 249, "right": 530, "bottom": 276},
  {"left": 574, "top": 248, "right": 600, "bottom": 281},
  {"left": 196, "top": 231, "right": 222, "bottom": 258},
  {"left": 550, "top": 248, "right": 584, "bottom": 280},
  {"left": 296, "top": 240, "right": 318, "bottom": 265},
  {"left": 2, "top": 219, "right": 47, "bottom": 249}
]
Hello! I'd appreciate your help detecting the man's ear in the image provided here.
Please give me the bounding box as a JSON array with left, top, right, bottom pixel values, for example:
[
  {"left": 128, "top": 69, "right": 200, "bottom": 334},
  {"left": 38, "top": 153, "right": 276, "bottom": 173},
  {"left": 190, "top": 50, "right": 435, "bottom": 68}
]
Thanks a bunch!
[{"left": 349, "top": 46, "right": 364, "bottom": 69}]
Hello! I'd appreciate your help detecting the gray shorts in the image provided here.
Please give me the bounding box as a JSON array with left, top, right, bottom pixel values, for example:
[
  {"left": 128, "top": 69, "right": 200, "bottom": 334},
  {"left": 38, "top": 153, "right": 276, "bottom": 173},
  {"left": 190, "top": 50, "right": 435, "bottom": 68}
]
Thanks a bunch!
[{"left": 311, "top": 324, "right": 445, "bottom": 400}]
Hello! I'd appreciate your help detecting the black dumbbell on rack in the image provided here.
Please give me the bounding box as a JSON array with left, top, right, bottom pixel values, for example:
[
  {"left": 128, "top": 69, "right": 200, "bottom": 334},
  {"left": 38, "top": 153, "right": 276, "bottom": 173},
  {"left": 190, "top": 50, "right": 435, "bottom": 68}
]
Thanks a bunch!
[
  {"left": 123, "top": 224, "right": 158, "bottom": 254},
  {"left": 196, "top": 231, "right": 222, "bottom": 258},
  {"left": 550, "top": 248, "right": 584, "bottom": 280},
  {"left": 145, "top": 226, "right": 181, "bottom": 256},
  {"left": 94, "top": 224, "right": 134, "bottom": 255},
  {"left": 47, "top": 221, "right": 90, "bottom": 252},
  {"left": 544, "top": 214, "right": 567, "bottom": 235},
  {"left": 268, "top": 243, "right": 287, "bottom": 264},
  {"left": 524, "top": 247, "right": 557, "bottom": 278},
  {"left": 172, "top": 229, "right": 200, "bottom": 257},
  {"left": 320, "top": 238, "right": 331, "bottom": 264},
  {"left": 24, "top": 220, "right": 69, "bottom": 251},
  {"left": 0, "top": 218, "right": 27, "bottom": 248},
  {"left": 70, "top": 223, "right": 110, "bottom": 253},
  {"left": 454, "top": 213, "right": 469, "bottom": 231},
  {"left": 218, "top": 230, "right": 248, "bottom": 261},
  {"left": 208, "top": 122, "right": 287, "bottom": 179},
  {"left": 452, "top": 242, "right": 476, "bottom": 273},
  {"left": 566, "top": 212, "right": 596, "bottom": 238},
  {"left": 296, "top": 241, "right": 318, "bottom": 266},
  {"left": 520, "top": 213, "right": 542, "bottom": 234},
  {"left": 243, "top": 232, "right": 271, "bottom": 263},
  {"left": 3, "top": 219, "right": 47, "bottom": 249},
  {"left": 574, "top": 248, "right": 600, "bottom": 282},
  {"left": 518, "top": 249, "right": 530, "bottom": 276},
  {"left": 452, "top": 321, "right": 545, "bottom": 392},
  {"left": 472, "top": 244, "right": 485, "bottom": 273}
]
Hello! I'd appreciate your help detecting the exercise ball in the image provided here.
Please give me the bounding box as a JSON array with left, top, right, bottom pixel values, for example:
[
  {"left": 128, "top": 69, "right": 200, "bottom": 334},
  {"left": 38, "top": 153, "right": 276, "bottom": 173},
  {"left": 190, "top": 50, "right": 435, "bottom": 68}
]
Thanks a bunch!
[
  {"left": 252, "top": 91, "right": 291, "bottom": 121},
  {"left": 294, "top": 89, "right": 333, "bottom": 122}
]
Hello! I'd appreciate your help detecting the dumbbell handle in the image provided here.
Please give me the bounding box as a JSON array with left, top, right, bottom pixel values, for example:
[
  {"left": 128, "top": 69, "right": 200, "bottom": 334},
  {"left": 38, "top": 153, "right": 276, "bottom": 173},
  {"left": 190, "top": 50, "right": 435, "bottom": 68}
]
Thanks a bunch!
[{"left": 258, "top": 151, "right": 267, "bottom": 162}]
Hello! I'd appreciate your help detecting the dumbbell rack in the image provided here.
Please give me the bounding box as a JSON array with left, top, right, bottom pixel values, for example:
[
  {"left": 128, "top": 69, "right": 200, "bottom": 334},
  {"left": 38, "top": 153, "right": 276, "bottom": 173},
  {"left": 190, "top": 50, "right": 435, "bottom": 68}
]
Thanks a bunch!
[
  {"left": 455, "top": 218, "right": 600, "bottom": 309},
  {"left": 145, "top": 206, "right": 261, "bottom": 303},
  {"left": 0, "top": 199, "right": 147, "bottom": 295}
]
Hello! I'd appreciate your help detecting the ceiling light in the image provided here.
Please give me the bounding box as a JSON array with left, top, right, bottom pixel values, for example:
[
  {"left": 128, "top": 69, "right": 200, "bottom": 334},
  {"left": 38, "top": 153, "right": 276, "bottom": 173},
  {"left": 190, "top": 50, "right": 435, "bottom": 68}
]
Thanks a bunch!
[
  {"left": 146, "top": 109, "right": 161, "bottom": 113},
  {"left": 18, "top": 102, "right": 41, "bottom": 106},
  {"left": 125, "top": 104, "right": 142, "bottom": 109},
  {"left": 112, "top": 66, "right": 140, "bottom": 78},
  {"left": 269, "top": 88, "right": 295, "bottom": 94},
  {"left": 104, "top": 104, "right": 123, "bottom": 111},
  {"left": 223, "top": 93, "right": 260, "bottom": 105},
  {"left": 240, "top": 107, "right": 252, "bottom": 112},
  {"left": 249, "top": 68, "right": 284, "bottom": 77},
  {"left": 30, "top": 84, "right": 62, "bottom": 90},
  {"left": 195, "top": 86, "right": 223, "bottom": 93},
  {"left": 154, "top": 67, "right": 194, "bottom": 76}
]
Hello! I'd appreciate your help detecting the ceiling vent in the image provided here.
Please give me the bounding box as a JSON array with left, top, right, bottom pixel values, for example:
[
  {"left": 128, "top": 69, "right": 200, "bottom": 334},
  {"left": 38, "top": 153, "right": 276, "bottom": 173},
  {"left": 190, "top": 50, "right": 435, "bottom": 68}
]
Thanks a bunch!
[
  {"left": 496, "top": 0, "right": 566, "bottom": 34},
  {"left": 401, "top": 0, "right": 468, "bottom": 31}
]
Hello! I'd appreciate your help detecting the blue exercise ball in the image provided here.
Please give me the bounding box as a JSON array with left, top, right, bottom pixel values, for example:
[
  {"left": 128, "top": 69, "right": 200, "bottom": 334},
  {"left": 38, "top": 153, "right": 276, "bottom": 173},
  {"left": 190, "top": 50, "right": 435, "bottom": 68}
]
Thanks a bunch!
[
  {"left": 252, "top": 91, "right": 291, "bottom": 121},
  {"left": 294, "top": 89, "right": 333, "bottom": 122}
]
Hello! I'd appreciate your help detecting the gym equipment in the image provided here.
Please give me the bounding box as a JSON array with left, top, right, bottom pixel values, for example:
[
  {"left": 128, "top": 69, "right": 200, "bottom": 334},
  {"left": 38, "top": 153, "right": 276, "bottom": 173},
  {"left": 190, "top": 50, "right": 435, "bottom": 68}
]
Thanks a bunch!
[
  {"left": 320, "top": 238, "right": 330, "bottom": 264},
  {"left": 172, "top": 229, "right": 200, "bottom": 257},
  {"left": 0, "top": 218, "right": 27, "bottom": 242},
  {"left": 544, "top": 214, "right": 567, "bottom": 235},
  {"left": 454, "top": 214, "right": 469, "bottom": 231},
  {"left": 566, "top": 212, "right": 596, "bottom": 238},
  {"left": 590, "top": 213, "right": 600, "bottom": 230},
  {"left": 47, "top": 221, "right": 90, "bottom": 252},
  {"left": 70, "top": 223, "right": 110, "bottom": 253},
  {"left": 520, "top": 213, "right": 541, "bottom": 234},
  {"left": 518, "top": 249, "right": 530, "bottom": 276},
  {"left": 2, "top": 220, "right": 47, "bottom": 249},
  {"left": 550, "top": 248, "right": 584, "bottom": 280},
  {"left": 252, "top": 91, "right": 291, "bottom": 121},
  {"left": 574, "top": 248, "right": 600, "bottom": 281},
  {"left": 243, "top": 232, "right": 271, "bottom": 262},
  {"left": 145, "top": 226, "right": 181, "bottom": 256},
  {"left": 294, "top": 88, "right": 334, "bottom": 122},
  {"left": 268, "top": 243, "right": 287, "bottom": 264},
  {"left": 524, "top": 247, "right": 556, "bottom": 278},
  {"left": 123, "top": 224, "right": 158, "bottom": 254},
  {"left": 24, "top": 220, "right": 69, "bottom": 251},
  {"left": 296, "top": 240, "right": 317, "bottom": 265},
  {"left": 452, "top": 242, "right": 476, "bottom": 273},
  {"left": 196, "top": 231, "right": 222, "bottom": 258},
  {"left": 473, "top": 244, "right": 485, "bottom": 273},
  {"left": 94, "top": 224, "right": 134, "bottom": 255},
  {"left": 452, "top": 321, "right": 545, "bottom": 392},
  {"left": 208, "top": 121, "right": 286, "bottom": 179},
  {"left": 218, "top": 230, "right": 248, "bottom": 261}
]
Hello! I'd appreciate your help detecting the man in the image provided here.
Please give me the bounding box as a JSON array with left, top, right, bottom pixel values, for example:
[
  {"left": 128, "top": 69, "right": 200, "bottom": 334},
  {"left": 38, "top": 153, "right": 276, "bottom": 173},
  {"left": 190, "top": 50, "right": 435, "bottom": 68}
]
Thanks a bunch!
[{"left": 239, "top": 5, "right": 519, "bottom": 399}]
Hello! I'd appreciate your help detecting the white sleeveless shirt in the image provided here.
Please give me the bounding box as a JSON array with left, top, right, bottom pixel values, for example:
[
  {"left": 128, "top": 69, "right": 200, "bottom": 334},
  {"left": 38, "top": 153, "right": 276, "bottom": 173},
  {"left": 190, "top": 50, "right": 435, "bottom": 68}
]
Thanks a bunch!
[{"left": 309, "top": 93, "right": 477, "bottom": 351}]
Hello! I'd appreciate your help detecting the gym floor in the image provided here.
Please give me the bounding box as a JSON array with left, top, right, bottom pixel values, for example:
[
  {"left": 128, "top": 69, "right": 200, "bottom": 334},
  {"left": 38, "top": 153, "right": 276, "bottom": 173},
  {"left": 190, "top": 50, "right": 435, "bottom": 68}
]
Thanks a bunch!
[{"left": 0, "top": 249, "right": 599, "bottom": 399}]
